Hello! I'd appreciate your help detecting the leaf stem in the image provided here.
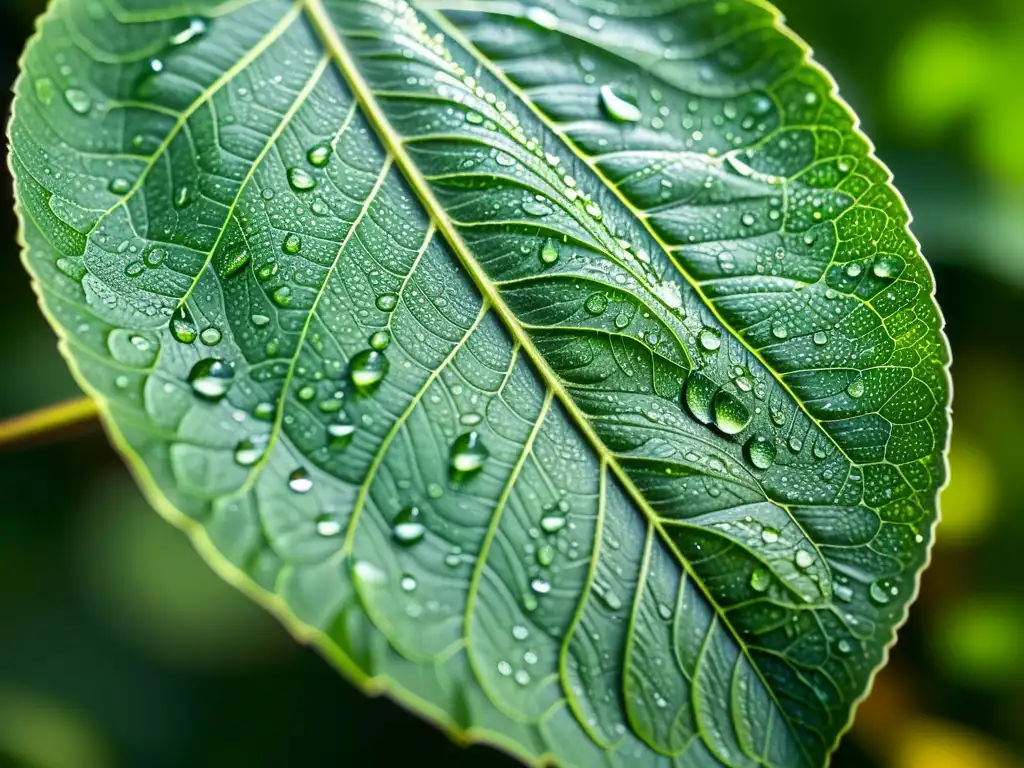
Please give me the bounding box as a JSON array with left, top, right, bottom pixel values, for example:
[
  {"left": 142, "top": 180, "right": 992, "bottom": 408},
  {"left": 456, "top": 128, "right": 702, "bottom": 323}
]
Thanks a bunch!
[{"left": 0, "top": 396, "right": 101, "bottom": 451}]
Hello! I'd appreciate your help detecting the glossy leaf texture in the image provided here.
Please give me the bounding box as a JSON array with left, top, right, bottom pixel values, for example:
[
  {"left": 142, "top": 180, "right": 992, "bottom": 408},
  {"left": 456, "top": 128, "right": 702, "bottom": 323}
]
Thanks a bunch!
[{"left": 10, "top": 0, "right": 951, "bottom": 765}]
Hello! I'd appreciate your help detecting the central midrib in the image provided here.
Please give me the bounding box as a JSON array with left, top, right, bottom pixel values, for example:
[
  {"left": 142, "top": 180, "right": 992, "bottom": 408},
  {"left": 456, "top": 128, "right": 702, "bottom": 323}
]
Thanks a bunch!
[{"left": 298, "top": 0, "right": 813, "bottom": 763}]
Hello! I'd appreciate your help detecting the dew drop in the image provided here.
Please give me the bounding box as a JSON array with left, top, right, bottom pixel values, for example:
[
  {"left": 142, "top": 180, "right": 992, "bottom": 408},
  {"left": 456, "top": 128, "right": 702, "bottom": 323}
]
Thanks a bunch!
[
  {"left": 369, "top": 330, "right": 391, "bottom": 351},
  {"left": 846, "top": 262, "right": 862, "bottom": 278},
  {"left": 750, "top": 567, "right": 771, "bottom": 592},
  {"left": 288, "top": 167, "right": 316, "bottom": 191},
  {"left": 221, "top": 248, "right": 249, "bottom": 277},
  {"left": 272, "top": 286, "right": 292, "bottom": 307},
  {"left": 307, "top": 142, "right": 332, "bottom": 168},
  {"left": 530, "top": 578, "right": 551, "bottom": 595},
  {"left": 869, "top": 581, "right": 890, "bottom": 605},
  {"left": 771, "top": 323, "right": 788, "bottom": 339},
  {"left": 540, "top": 515, "right": 567, "bottom": 533},
  {"left": 712, "top": 390, "right": 751, "bottom": 435},
  {"left": 349, "top": 349, "right": 389, "bottom": 392},
  {"left": 233, "top": 438, "right": 265, "bottom": 467},
  {"left": 288, "top": 468, "right": 313, "bottom": 494},
  {"left": 536, "top": 544, "right": 555, "bottom": 567},
  {"left": 315, "top": 514, "right": 342, "bottom": 537},
  {"left": 393, "top": 505, "right": 426, "bottom": 547},
  {"left": 188, "top": 358, "right": 233, "bottom": 401},
  {"left": 144, "top": 247, "right": 166, "bottom": 268},
  {"left": 684, "top": 372, "right": 717, "bottom": 425},
  {"left": 795, "top": 550, "right": 814, "bottom": 569},
  {"left": 761, "top": 528, "right": 779, "bottom": 544},
  {"left": 450, "top": 431, "right": 489, "bottom": 474},
  {"left": 64, "top": 88, "right": 92, "bottom": 114},
  {"left": 282, "top": 233, "right": 302, "bottom": 254},
  {"left": 698, "top": 328, "right": 721, "bottom": 351},
  {"left": 376, "top": 293, "right": 398, "bottom": 312},
  {"left": 124, "top": 262, "right": 145, "bottom": 278},
  {"left": 169, "top": 16, "right": 207, "bottom": 46},
  {"left": 813, "top": 330, "right": 828, "bottom": 346},
  {"left": 108, "top": 177, "right": 131, "bottom": 195},
  {"left": 846, "top": 377, "right": 865, "bottom": 399},
  {"left": 401, "top": 574, "right": 418, "bottom": 592},
  {"left": 34, "top": 77, "right": 54, "bottom": 106},
  {"left": 173, "top": 185, "right": 193, "bottom": 209},
  {"left": 745, "top": 435, "right": 776, "bottom": 470},
  {"left": 584, "top": 293, "right": 608, "bottom": 316},
  {"left": 168, "top": 305, "right": 196, "bottom": 344},
  {"left": 599, "top": 84, "right": 641, "bottom": 122},
  {"left": 872, "top": 255, "right": 903, "bottom": 279},
  {"left": 199, "top": 326, "right": 222, "bottom": 346},
  {"left": 327, "top": 419, "right": 356, "bottom": 451}
]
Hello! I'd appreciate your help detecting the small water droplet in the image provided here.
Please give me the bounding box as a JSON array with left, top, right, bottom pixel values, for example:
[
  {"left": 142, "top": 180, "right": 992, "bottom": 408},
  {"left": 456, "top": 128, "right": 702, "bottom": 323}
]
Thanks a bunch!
[
  {"left": 199, "top": 326, "right": 222, "bottom": 346},
  {"left": 124, "top": 262, "right": 145, "bottom": 278},
  {"left": 288, "top": 468, "right": 313, "bottom": 494},
  {"left": 536, "top": 544, "right": 555, "bottom": 567},
  {"left": 221, "top": 248, "right": 250, "bottom": 277},
  {"left": 349, "top": 349, "right": 389, "bottom": 392},
  {"left": 282, "top": 233, "right": 302, "bottom": 254},
  {"left": 450, "top": 431, "right": 489, "bottom": 474},
  {"left": 540, "top": 515, "right": 566, "bottom": 533},
  {"left": 745, "top": 435, "right": 776, "bottom": 469},
  {"left": 108, "top": 177, "right": 131, "bottom": 195},
  {"left": 34, "top": 77, "right": 54, "bottom": 105},
  {"left": 376, "top": 293, "right": 398, "bottom": 312},
  {"left": 144, "top": 247, "right": 166, "bottom": 268},
  {"left": 288, "top": 167, "right": 316, "bottom": 191},
  {"left": 369, "top": 330, "right": 391, "bottom": 351},
  {"left": 771, "top": 323, "right": 788, "bottom": 339},
  {"left": 750, "top": 567, "right": 771, "bottom": 592},
  {"left": 393, "top": 505, "right": 426, "bottom": 546},
  {"left": 307, "top": 142, "right": 332, "bottom": 168},
  {"left": 234, "top": 438, "right": 265, "bottom": 466},
  {"left": 813, "top": 330, "right": 828, "bottom": 346},
  {"left": 188, "top": 358, "right": 233, "bottom": 401},
  {"left": 599, "top": 84, "right": 641, "bottom": 122},
  {"left": 64, "top": 88, "right": 92, "bottom": 114},
  {"left": 846, "top": 262, "right": 862, "bottom": 278},
  {"left": 401, "top": 574, "right": 418, "bottom": 592},
  {"left": 327, "top": 418, "right": 356, "bottom": 451},
  {"left": 761, "top": 528, "right": 779, "bottom": 544},
  {"left": 530, "top": 578, "right": 551, "bottom": 595},
  {"left": 869, "top": 581, "right": 890, "bottom": 605},
  {"left": 584, "top": 293, "right": 608, "bottom": 316},
  {"left": 847, "top": 377, "right": 865, "bottom": 399},
  {"left": 315, "top": 513, "right": 342, "bottom": 537},
  {"left": 795, "top": 550, "right": 814, "bottom": 569},
  {"left": 698, "top": 328, "right": 721, "bottom": 351}
]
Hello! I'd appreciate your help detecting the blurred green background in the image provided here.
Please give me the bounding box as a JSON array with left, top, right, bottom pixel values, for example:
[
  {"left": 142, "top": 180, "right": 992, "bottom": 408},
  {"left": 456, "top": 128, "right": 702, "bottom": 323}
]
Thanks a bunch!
[{"left": 1, "top": 1, "right": 1019, "bottom": 766}]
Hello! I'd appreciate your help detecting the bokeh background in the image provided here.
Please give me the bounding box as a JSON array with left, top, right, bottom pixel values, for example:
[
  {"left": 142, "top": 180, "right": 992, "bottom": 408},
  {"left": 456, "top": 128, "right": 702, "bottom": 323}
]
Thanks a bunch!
[{"left": 1, "top": 1, "right": 1020, "bottom": 766}]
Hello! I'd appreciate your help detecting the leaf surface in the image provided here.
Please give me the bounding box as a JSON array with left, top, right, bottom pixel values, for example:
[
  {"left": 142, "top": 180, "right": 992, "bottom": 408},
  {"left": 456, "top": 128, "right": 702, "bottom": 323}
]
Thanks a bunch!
[{"left": 10, "top": 0, "right": 951, "bottom": 765}]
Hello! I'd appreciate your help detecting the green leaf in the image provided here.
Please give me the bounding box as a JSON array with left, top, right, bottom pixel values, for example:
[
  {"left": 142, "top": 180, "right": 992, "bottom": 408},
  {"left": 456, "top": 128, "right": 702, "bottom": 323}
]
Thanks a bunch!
[{"left": 9, "top": 0, "right": 951, "bottom": 765}]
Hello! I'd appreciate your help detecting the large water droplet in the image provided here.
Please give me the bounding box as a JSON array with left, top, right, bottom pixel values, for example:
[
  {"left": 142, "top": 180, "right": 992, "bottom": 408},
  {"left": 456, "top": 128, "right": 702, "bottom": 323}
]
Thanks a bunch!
[
  {"left": 847, "top": 377, "right": 865, "bottom": 399},
  {"left": 288, "top": 167, "right": 316, "bottom": 191},
  {"left": 698, "top": 328, "right": 721, "bottom": 351},
  {"left": 234, "top": 437, "right": 265, "bottom": 467},
  {"left": 282, "top": 233, "right": 302, "bottom": 254},
  {"left": 376, "top": 293, "right": 398, "bottom": 312},
  {"left": 288, "top": 468, "right": 313, "bottom": 494},
  {"left": 450, "top": 431, "right": 489, "bottom": 474},
  {"left": 221, "top": 247, "right": 250, "bottom": 277},
  {"left": 530, "top": 578, "right": 551, "bottom": 595},
  {"left": 188, "top": 358, "right": 233, "bottom": 401},
  {"left": 64, "top": 88, "right": 92, "bottom": 114},
  {"left": 761, "top": 528, "right": 779, "bottom": 544},
  {"left": 199, "top": 326, "right": 222, "bottom": 346},
  {"left": 369, "top": 330, "right": 391, "bottom": 351},
  {"left": 795, "top": 550, "right": 814, "bottom": 569},
  {"left": 349, "top": 349, "right": 389, "bottom": 392},
  {"left": 327, "top": 419, "right": 356, "bottom": 451},
  {"left": 108, "top": 177, "right": 131, "bottom": 195},
  {"left": 540, "top": 239, "right": 559, "bottom": 265},
  {"left": 745, "top": 435, "right": 776, "bottom": 470},
  {"left": 750, "top": 567, "right": 771, "bottom": 592},
  {"left": 315, "top": 513, "right": 342, "bottom": 537},
  {"left": 712, "top": 390, "right": 751, "bottom": 435},
  {"left": 684, "top": 372, "right": 717, "bottom": 425},
  {"left": 540, "top": 515, "right": 567, "bottom": 533},
  {"left": 393, "top": 505, "right": 426, "bottom": 547},
  {"left": 307, "top": 142, "right": 332, "bottom": 168},
  {"left": 584, "top": 293, "right": 607, "bottom": 316},
  {"left": 599, "top": 84, "right": 641, "bottom": 122}
]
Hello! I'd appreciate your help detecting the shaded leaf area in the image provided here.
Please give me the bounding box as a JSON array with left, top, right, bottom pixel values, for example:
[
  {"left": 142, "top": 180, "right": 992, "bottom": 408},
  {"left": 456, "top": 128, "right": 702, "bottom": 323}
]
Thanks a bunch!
[{"left": 10, "top": 0, "right": 949, "bottom": 765}]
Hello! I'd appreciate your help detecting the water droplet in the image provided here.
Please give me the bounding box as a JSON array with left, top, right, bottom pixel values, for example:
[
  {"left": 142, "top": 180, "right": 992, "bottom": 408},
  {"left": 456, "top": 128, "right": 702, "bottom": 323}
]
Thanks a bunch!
[
  {"left": 327, "top": 418, "right": 356, "bottom": 451},
  {"left": 272, "top": 286, "right": 293, "bottom": 307},
  {"left": 530, "top": 578, "right": 551, "bottom": 595},
  {"left": 497, "top": 660, "right": 512, "bottom": 677},
  {"left": 393, "top": 505, "right": 426, "bottom": 547},
  {"left": 761, "top": 528, "right": 779, "bottom": 544},
  {"left": 144, "top": 247, "right": 166, "bottom": 268},
  {"left": 869, "top": 581, "right": 890, "bottom": 605},
  {"left": 540, "top": 515, "right": 566, "bottom": 533},
  {"left": 34, "top": 77, "right": 54, "bottom": 106},
  {"left": 584, "top": 293, "right": 608, "bottom": 316},
  {"left": 282, "top": 233, "right": 302, "bottom": 254},
  {"left": 108, "top": 177, "right": 131, "bottom": 195},
  {"left": 234, "top": 438, "right": 265, "bottom": 466},
  {"left": 523, "top": 199, "right": 552, "bottom": 217},
  {"left": 512, "top": 625, "right": 529, "bottom": 640},
  {"left": 845, "top": 262, "right": 862, "bottom": 278},
  {"left": 188, "top": 358, "right": 233, "bottom": 401},
  {"left": 252, "top": 313, "right": 270, "bottom": 327},
  {"left": 813, "top": 330, "right": 828, "bottom": 346},
  {"left": 872, "top": 255, "right": 903, "bottom": 279},
  {"left": 536, "top": 544, "right": 555, "bottom": 567},
  {"left": 514, "top": 669, "right": 531, "bottom": 686},
  {"left": 64, "top": 88, "right": 92, "bottom": 114},
  {"left": 307, "top": 142, "right": 332, "bottom": 168},
  {"left": 288, "top": 468, "right": 313, "bottom": 494},
  {"left": 376, "top": 293, "right": 398, "bottom": 312},
  {"left": 315, "top": 513, "right": 342, "bottom": 537},
  {"left": 169, "top": 16, "right": 207, "bottom": 46},
  {"left": 712, "top": 390, "right": 751, "bottom": 435},
  {"left": 599, "top": 84, "right": 641, "bottom": 122},
  {"left": 525, "top": 6, "right": 558, "bottom": 28},
  {"left": 847, "top": 377, "right": 865, "bottom": 399},
  {"left": 288, "top": 167, "right": 316, "bottom": 191},
  {"left": 795, "top": 550, "right": 814, "bottom": 569},
  {"left": 450, "top": 431, "right": 489, "bottom": 474},
  {"left": 745, "top": 435, "right": 776, "bottom": 469},
  {"left": 684, "top": 372, "right": 717, "bottom": 425},
  {"left": 750, "top": 567, "right": 771, "bottom": 592},
  {"left": 221, "top": 248, "right": 249, "bottom": 277},
  {"left": 200, "top": 326, "right": 222, "bottom": 346},
  {"left": 349, "top": 349, "right": 389, "bottom": 392},
  {"left": 369, "top": 330, "right": 391, "bottom": 351},
  {"left": 741, "top": 212, "right": 755, "bottom": 227},
  {"left": 771, "top": 323, "right": 788, "bottom": 339},
  {"left": 698, "top": 328, "right": 721, "bottom": 351},
  {"left": 124, "top": 262, "right": 145, "bottom": 278},
  {"left": 254, "top": 402, "right": 275, "bottom": 421},
  {"left": 401, "top": 574, "right": 418, "bottom": 592}
]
